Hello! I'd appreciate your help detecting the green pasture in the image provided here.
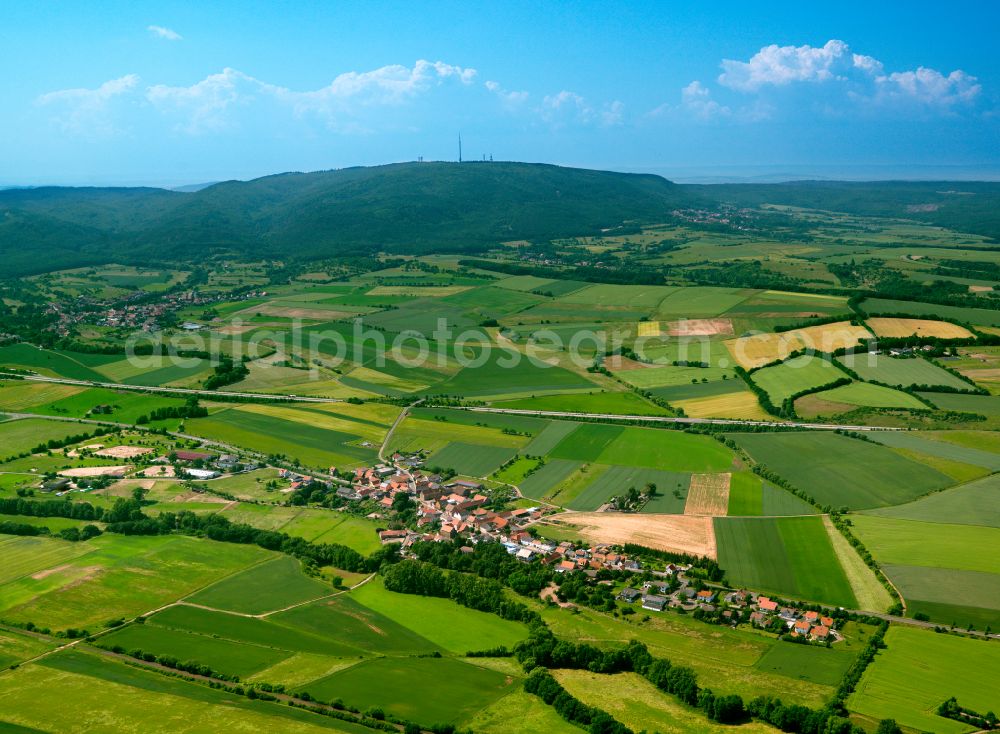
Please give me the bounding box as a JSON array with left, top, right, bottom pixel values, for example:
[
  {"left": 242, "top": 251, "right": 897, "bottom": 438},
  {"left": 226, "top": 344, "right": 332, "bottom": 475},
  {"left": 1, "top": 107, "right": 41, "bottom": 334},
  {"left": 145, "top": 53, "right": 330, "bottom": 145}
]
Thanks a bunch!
[
  {"left": 868, "top": 430, "right": 1000, "bottom": 471},
  {"left": 849, "top": 626, "right": 1000, "bottom": 733},
  {"left": 0, "top": 418, "right": 100, "bottom": 456},
  {"left": 0, "top": 344, "right": 111, "bottom": 381},
  {"left": 98, "top": 623, "right": 290, "bottom": 677},
  {"left": 304, "top": 656, "right": 519, "bottom": 725},
  {"left": 0, "top": 534, "right": 270, "bottom": 630},
  {"left": 0, "top": 650, "right": 370, "bottom": 733},
  {"left": 349, "top": 578, "right": 528, "bottom": 653},
  {"left": 919, "top": 391, "right": 1000, "bottom": 416},
  {"left": 186, "top": 556, "right": 332, "bottom": 614}
]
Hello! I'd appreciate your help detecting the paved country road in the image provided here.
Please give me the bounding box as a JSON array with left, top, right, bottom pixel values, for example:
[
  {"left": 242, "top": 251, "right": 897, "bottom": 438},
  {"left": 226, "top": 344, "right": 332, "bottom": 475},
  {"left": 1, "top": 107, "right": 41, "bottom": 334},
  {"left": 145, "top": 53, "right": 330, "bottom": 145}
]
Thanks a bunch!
[
  {"left": 6, "top": 373, "right": 343, "bottom": 403},
  {"left": 453, "top": 406, "right": 908, "bottom": 431}
]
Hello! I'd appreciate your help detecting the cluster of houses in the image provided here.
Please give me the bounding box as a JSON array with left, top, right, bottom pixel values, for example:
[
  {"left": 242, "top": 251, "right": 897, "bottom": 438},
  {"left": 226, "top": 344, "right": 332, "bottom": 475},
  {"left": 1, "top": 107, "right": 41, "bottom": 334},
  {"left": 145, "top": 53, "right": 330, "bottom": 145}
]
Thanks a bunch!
[
  {"left": 749, "top": 596, "right": 839, "bottom": 642},
  {"left": 616, "top": 583, "right": 840, "bottom": 643}
]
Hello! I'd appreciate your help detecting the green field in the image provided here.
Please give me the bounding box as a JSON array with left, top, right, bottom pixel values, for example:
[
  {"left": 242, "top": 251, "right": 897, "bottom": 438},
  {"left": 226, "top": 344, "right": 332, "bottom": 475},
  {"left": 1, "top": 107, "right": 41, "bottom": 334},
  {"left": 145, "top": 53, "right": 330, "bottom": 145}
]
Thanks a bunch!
[
  {"left": 863, "top": 473, "right": 1000, "bottom": 527},
  {"left": 517, "top": 458, "right": 583, "bottom": 500},
  {"left": 304, "top": 656, "right": 519, "bottom": 725},
  {"left": 186, "top": 407, "right": 378, "bottom": 469},
  {"left": 714, "top": 516, "right": 857, "bottom": 607},
  {"left": 494, "top": 390, "right": 670, "bottom": 415},
  {"left": 0, "top": 344, "right": 110, "bottom": 381},
  {"left": 349, "top": 578, "right": 528, "bottom": 653},
  {"left": 146, "top": 603, "right": 365, "bottom": 657},
  {"left": 837, "top": 354, "right": 972, "bottom": 390},
  {"left": 867, "top": 430, "right": 1000, "bottom": 471},
  {"left": 750, "top": 355, "right": 842, "bottom": 403},
  {"left": 98, "top": 622, "right": 290, "bottom": 677},
  {"left": 0, "top": 418, "right": 101, "bottom": 457},
  {"left": 726, "top": 472, "right": 817, "bottom": 516},
  {"left": 427, "top": 350, "right": 597, "bottom": 397},
  {"left": 427, "top": 441, "right": 518, "bottom": 476},
  {"left": 0, "top": 650, "right": 370, "bottom": 733},
  {"left": 850, "top": 515, "right": 1000, "bottom": 626},
  {"left": 919, "top": 391, "right": 1000, "bottom": 416},
  {"left": 566, "top": 465, "right": 690, "bottom": 511},
  {"left": 186, "top": 556, "right": 332, "bottom": 614},
  {"left": 729, "top": 431, "right": 953, "bottom": 509},
  {"left": 806, "top": 381, "right": 927, "bottom": 409},
  {"left": 548, "top": 422, "right": 624, "bottom": 461},
  {"left": 753, "top": 635, "right": 860, "bottom": 687},
  {"left": 0, "top": 534, "right": 271, "bottom": 630},
  {"left": 849, "top": 626, "right": 1000, "bottom": 733}
]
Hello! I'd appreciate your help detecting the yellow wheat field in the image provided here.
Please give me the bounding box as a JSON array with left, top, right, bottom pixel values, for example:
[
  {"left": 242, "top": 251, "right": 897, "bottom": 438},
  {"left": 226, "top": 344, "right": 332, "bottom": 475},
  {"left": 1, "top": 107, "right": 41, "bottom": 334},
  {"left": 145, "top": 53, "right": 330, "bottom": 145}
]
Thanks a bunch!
[
  {"left": 684, "top": 473, "right": 731, "bottom": 516},
  {"left": 866, "top": 317, "right": 973, "bottom": 339},
  {"left": 725, "top": 321, "right": 872, "bottom": 368}
]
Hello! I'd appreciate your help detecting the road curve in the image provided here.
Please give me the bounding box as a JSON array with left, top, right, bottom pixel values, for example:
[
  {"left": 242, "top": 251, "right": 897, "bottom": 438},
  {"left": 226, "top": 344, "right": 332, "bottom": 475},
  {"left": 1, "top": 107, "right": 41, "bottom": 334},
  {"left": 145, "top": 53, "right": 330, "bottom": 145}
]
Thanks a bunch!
[{"left": 452, "top": 406, "right": 907, "bottom": 431}]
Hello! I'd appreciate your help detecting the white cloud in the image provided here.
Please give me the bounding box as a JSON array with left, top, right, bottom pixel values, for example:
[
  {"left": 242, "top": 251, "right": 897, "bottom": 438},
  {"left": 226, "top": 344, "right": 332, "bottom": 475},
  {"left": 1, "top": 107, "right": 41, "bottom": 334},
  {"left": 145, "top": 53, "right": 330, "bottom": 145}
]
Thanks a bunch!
[
  {"left": 148, "top": 25, "right": 182, "bottom": 41},
  {"left": 874, "top": 67, "right": 980, "bottom": 107},
  {"left": 681, "top": 81, "right": 730, "bottom": 120},
  {"left": 485, "top": 80, "right": 529, "bottom": 107},
  {"left": 540, "top": 90, "right": 622, "bottom": 127},
  {"left": 146, "top": 68, "right": 252, "bottom": 133},
  {"left": 146, "top": 60, "right": 477, "bottom": 133},
  {"left": 718, "top": 39, "right": 873, "bottom": 91},
  {"left": 36, "top": 74, "right": 140, "bottom": 134},
  {"left": 713, "top": 39, "right": 980, "bottom": 113}
]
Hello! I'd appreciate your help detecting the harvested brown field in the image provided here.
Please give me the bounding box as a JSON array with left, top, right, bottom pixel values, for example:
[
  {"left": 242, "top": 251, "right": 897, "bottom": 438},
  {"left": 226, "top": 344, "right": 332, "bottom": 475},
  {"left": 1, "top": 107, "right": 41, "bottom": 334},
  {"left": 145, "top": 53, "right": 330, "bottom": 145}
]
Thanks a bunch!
[
  {"left": 664, "top": 318, "right": 734, "bottom": 337},
  {"left": 95, "top": 445, "right": 153, "bottom": 459},
  {"left": 139, "top": 465, "right": 176, "bottom": 477},
  {"left": 725, "top": 321, "right": 871, "bottom": 368},
  {"left": 545, "top": 512, "right": 716, "bottom": 558},
  {"left": 866, "top": 317, "right": 973, "bottom": 339},
  {"left": 683, "top": 473, "right": 731, "bottom": 516},
  {"left": 604, "top": 355, "right": 656, "bottom": 371}
]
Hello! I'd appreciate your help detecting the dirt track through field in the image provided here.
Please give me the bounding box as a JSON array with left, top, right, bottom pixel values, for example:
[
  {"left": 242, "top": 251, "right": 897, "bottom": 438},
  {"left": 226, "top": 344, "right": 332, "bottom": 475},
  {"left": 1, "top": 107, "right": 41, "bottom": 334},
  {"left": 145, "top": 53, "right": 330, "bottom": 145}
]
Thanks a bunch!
[
  {"left": 683, "top": 473, "right": 731, "bottom": 516},
  {"left": 545, "top": 512, "right": 717, "bottom": 559}
]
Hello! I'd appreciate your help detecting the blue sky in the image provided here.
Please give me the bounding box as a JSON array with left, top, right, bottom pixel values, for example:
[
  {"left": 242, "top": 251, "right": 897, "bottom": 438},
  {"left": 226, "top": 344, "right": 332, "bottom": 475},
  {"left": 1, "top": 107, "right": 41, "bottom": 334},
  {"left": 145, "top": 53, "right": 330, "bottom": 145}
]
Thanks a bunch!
[{"left": 2, "top": 0, "right": 998, "bottom": 185}]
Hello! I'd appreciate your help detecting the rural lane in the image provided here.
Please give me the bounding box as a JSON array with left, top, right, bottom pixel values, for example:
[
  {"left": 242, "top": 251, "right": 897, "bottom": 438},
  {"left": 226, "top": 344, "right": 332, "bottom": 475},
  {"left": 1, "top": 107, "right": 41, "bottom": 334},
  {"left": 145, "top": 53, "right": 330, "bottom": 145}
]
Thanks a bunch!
[{"left": 453, "top": 406, "right": 908, "bottom": 431}]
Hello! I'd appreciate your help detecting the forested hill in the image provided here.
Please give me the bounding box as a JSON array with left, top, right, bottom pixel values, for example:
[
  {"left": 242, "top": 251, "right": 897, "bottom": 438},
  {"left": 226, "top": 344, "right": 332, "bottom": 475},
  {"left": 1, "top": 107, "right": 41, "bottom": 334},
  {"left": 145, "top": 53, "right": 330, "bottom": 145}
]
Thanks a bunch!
[{"left": 0, "top": 162, "right": 698, "bottom": 276}]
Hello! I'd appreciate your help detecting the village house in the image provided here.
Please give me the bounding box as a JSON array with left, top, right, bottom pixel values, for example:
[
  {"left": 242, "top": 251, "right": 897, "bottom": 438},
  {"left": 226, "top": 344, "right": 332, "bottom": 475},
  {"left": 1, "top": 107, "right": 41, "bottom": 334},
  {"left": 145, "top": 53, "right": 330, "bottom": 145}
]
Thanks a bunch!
[
  {"left": 617, "top": 588, "right": 641, "bottom": 603},
  {"left": 642, "top": 594, "right": 668, "bottom": 612}
]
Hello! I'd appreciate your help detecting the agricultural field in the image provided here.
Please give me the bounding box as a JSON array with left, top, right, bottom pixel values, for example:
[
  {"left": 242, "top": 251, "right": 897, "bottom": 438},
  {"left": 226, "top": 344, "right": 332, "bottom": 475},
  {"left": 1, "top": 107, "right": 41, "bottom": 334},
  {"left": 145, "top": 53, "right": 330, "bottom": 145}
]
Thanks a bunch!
[
  {"left": 848, "top": 626, "right": 1000, "bottom": 733},
  {"left": 0, "top": 417, "right": 100, "bottom": 457},
  {"left": 798, "top": 381, "right": 927, "bottom": 411},
  {"left": 865, "top": 317, "right": 974, "bottom": 339},
  {"left": 728, "top": 431, "right": 954, "bottom": 509},
  {"left": 836, "top": 353, "right": 972, "bottom": 390},
  {"left": 850, "top": 515, "right": 1000, "bottom": 627},
  {"left": 725, "top": 321, "right": 871, "bottom": 369},
  {"left": 0, "top": 534, "right": 271, "bottom": 630},
  {"left": 862, "top": 472, "right": 1000, "bottom": 527},
  {"left": 862, "top": 297, "right": 1000, "bottom": 328},
  {"left": 749, "top": 354, "right": 842, "bottom": 403},
  {"left": 714, "top": 516, "right": 858, "bottom": 607}
]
